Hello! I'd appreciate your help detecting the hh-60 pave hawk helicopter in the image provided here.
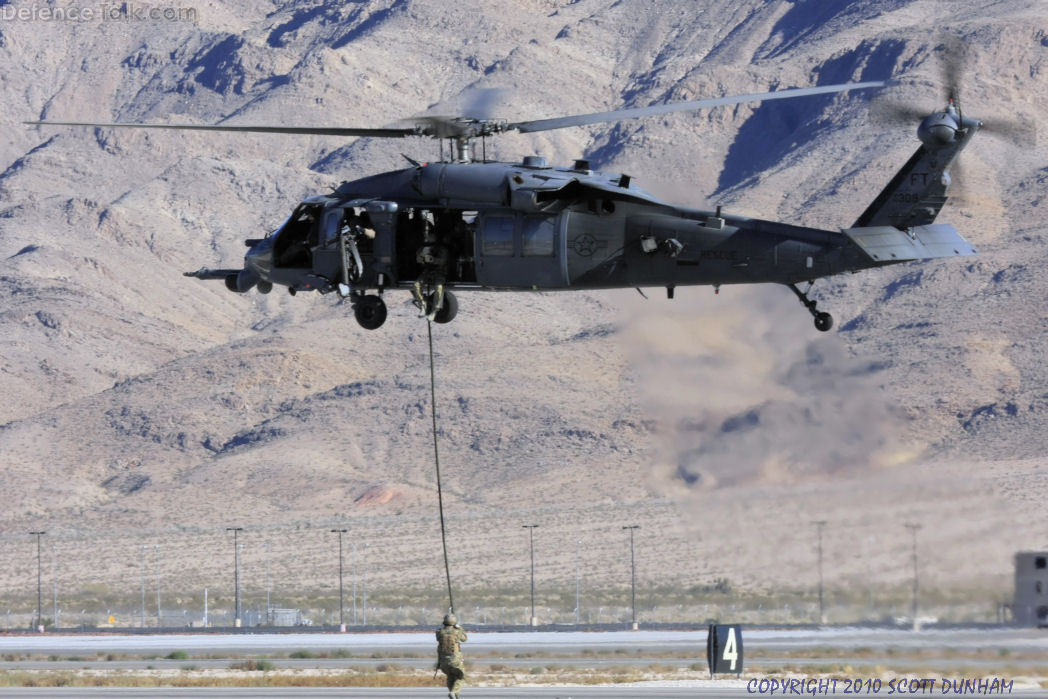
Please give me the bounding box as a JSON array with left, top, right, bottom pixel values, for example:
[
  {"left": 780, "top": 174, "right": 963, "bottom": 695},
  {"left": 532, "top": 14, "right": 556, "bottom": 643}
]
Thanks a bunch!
[{"left": 29, "top": 79, "right": 982, "bottom": 331}]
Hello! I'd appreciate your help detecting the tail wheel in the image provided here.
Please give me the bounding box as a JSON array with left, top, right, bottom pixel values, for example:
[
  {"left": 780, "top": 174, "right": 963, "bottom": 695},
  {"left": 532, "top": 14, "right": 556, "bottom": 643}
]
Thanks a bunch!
[
  {"left": 353, "top": 295, "right": 387, "bottom": 330},
  {"left": 428, "top": 290, "right": 458, "bottom": 324},
  {"left": 814, "top": 312, "right": 834, "bottom": 332}
]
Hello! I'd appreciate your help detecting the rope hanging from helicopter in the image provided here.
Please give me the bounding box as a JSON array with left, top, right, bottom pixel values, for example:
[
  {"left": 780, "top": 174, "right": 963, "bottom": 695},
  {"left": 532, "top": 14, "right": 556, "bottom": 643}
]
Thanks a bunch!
[{"left": 426, "top": 318, "right": 456, "bottom": 615}]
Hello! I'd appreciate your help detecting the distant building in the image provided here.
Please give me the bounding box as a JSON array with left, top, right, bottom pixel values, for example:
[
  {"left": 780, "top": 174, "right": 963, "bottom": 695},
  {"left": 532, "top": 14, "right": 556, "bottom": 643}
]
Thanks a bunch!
[{"left": 1014, "top": 552, "right": 1048, "bottom": 627}]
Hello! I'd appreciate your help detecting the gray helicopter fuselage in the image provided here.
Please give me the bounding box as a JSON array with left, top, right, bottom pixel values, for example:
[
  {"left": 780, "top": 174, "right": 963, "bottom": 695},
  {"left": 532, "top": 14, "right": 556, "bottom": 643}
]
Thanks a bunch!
[
  {"left": 221, "top": 127, "right": 975, "bottom": 332},
  {"left": 270, "top": 158, "right": 873, "bottom": 294}
]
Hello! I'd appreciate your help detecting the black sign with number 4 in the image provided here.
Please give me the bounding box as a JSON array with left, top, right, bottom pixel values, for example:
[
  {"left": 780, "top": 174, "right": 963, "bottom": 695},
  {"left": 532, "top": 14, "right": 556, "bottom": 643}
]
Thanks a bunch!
[{"left": 706, "top": 624, "right": 743, "bottom": 675}]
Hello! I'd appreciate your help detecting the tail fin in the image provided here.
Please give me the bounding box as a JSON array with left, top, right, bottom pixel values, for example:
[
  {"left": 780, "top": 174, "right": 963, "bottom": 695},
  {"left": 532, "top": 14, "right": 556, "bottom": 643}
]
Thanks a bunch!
[{"left": 853, "top": 114, "right": 978, "bottom": 229}]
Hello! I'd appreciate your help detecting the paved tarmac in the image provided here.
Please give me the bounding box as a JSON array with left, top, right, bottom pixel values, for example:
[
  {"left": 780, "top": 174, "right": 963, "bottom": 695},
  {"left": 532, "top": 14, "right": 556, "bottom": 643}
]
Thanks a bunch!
[
  {"left": 0, "top": 688, "right": 750, "bottom": 698},
  {"left": 2, "top": 627, "right": 1046, "bottom": 655},
  {"left": 0, "top": 628, "right": 1040, "bottom": 697},
  {"left": 0, "top": 687, "right": 1041, "bottom": 698}
]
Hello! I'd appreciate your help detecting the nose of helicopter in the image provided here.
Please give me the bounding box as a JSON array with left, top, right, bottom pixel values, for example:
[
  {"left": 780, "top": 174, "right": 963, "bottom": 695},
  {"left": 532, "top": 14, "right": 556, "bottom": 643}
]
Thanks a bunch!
[
  {"left": 222, "top": 238, "right": 274, "bottom": 293},
  {"left": 244, "top": 237, "right": 273, "bottom": 276}
]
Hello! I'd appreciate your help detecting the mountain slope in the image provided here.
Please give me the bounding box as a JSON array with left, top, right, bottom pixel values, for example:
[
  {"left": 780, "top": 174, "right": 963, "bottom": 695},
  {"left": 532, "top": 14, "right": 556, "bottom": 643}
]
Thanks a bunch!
[{"left": 0, "top": 0, "right": 1045, "bottom": 613}]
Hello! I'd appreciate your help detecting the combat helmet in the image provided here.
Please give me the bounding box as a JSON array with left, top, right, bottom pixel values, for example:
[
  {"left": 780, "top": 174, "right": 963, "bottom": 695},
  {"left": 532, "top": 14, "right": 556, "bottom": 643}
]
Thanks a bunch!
[{"left": 443, "top": 613, "right": 457, "bottom": 626}]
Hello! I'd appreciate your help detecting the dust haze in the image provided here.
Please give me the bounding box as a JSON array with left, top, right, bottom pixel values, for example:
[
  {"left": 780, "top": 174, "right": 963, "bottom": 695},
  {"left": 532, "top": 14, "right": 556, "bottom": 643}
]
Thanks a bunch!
[{"left": 619, "top": 284, "right": 919, "bottom": 490}]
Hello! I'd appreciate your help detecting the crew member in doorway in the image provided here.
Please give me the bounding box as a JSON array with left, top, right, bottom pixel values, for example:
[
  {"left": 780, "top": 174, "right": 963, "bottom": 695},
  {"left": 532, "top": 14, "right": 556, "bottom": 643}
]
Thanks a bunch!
[
  {"left": 412, "top": 228, "right": 450, "bottom": 321},
  {"left": 435, "top": 613, "right": 467, "bottom": 698}
]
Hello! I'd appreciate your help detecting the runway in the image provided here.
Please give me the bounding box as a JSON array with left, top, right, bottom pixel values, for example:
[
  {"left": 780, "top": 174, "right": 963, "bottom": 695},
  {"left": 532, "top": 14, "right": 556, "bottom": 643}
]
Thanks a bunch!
[
  {"left": 0, "top": 688, "right": 752, "bottom": 698},
  {"left": 1, "top": 627, "right": 1046, "bottom": 655},
  {"left": 3, "top": 626, "right": 1047, "bottom": 653},
  {"left": 0, "top": 686, "right": 1041, "bottom": 698},
  {"left": 0, "top": 628, "right": 1041, "bottom": 697}
]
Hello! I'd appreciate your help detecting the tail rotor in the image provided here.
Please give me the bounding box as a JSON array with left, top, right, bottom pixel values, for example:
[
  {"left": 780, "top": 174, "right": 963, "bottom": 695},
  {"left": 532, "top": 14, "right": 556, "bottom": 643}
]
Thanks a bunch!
[{"left": 871, "top": 34, "right": 1035, "bottom": 146}]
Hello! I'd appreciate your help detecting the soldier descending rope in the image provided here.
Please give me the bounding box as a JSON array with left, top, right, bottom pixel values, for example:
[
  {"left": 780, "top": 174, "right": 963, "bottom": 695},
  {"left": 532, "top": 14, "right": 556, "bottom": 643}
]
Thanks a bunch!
[
  {"left": 424, "top": 321, "right": 466, "bottom": 695},
  {"left": 435, "top": 613, "right": 468, "bottom": 698}
]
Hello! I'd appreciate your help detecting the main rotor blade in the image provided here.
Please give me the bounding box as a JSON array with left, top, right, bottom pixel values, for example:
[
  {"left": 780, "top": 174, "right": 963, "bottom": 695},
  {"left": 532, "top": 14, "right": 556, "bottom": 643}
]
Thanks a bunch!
[
  {"left": 23, "top": 120, "right": 418, "bottom": 138},
  {"left": 507, "top": 80, "right": 890, "bottom": 134},
  {"left": 868, "top": 99, "right": 928, "bottom": 126},
  {"left": 460, "top": 87, "right": 509, "bottom": 121}
]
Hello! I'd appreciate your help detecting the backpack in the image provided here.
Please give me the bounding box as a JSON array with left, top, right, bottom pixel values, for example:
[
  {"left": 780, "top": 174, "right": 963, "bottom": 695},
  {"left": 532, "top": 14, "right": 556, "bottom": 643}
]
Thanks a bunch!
[{"left": 438, "top": 627, "right": 459, "bottom": 655}]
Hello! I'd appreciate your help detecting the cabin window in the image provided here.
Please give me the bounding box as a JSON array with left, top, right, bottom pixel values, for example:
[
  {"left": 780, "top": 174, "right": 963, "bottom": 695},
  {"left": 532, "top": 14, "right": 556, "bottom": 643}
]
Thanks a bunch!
[
  {"left": 1037, "top": 557, "right": 1046, "bottom": 570},
  {"left": 1037, "top": 581, "right": 1044, "bottom": 595},
  {"left": 482, "top": 216, "right": 515, "bottom": 256},
  {"left": 522, "top": 216, "right": 556, "bottom": 257},
  {"left": 320, "top": 210, "right": 342, "bottom": 246}
]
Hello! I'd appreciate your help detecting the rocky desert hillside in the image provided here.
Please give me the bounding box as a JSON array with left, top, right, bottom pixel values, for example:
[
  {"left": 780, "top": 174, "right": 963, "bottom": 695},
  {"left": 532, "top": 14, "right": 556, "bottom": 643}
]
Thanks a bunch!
[{"left": 0, "top": 0, "right": 1045, "bottom": 624}]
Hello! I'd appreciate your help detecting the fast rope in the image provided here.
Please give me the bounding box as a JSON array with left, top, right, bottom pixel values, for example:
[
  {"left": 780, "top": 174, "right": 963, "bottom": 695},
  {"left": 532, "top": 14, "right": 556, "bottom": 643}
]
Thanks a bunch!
[{"left": 427, "top": 318, "right": 455, "bottom": 615}]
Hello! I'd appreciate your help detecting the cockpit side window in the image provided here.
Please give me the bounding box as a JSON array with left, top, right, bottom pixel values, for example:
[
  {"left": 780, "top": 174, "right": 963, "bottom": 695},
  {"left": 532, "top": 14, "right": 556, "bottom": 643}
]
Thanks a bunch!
[{"left": 273, "top": 204, "right": 322, "bottom": 268}]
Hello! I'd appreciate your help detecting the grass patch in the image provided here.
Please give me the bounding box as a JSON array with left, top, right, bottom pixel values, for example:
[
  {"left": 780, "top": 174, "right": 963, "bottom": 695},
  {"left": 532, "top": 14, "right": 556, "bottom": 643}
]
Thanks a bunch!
[
  {"left": 165, "top": 651, "right": 189, "bottom": 661},
  {"left": 0, "top": 669, "right": 440, "bottom": 688},
  {"left": 228, "top": 659, "right": 275, "bottom": 672},
  {"left": 288, "top": 650, "right": 315, "bottom": 659}
]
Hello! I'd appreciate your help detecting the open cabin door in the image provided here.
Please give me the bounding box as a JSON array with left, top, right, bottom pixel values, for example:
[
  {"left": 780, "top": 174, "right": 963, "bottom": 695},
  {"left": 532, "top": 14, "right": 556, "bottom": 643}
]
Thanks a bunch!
[{"left": 309, "top": 199, "right": 388, "bottom": 290}]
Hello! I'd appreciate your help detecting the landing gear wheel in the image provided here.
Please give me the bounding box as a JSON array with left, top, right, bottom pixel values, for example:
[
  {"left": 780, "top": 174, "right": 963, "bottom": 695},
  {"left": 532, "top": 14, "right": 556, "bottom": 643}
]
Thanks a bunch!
[
  {"left": 787, "top": 282, "right": 834, "bottom": 333},
  {"left": 429, "top": 290, "right": 458, "bottom": 324},
  {"left": 353, "top": 295, "right": 387, "bottom": 330}
]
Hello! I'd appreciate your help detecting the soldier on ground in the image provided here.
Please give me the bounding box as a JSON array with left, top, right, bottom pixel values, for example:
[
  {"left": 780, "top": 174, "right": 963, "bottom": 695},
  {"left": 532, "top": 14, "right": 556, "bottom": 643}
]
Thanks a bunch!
[{"left": 435, "top": 612, "right": 467, "bottom": 698}]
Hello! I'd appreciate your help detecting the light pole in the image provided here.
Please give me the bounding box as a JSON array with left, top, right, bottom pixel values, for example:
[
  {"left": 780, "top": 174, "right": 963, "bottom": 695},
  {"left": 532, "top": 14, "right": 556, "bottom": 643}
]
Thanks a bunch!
[
  {"left": 154, "top": 544, "right": 161, "bottom": 628},
  {"left": 904, "top": 523, "right": 922, "bottom": 631},
  {"left": 29, "top": 531, "right": 44, "bottom": 632},
  {"left": 50, "top": 543, "right": 57, "bottom": 629},
  {"left": 331, "top": 529, "right": 347, "bottom": 631},
  {"left": 351, "top": 541, "right": 358, "bottom": 625},
  {"left": 813, "top": 520, "right": 827, "bottom": 624},
  {"left": 522, "top": 525, "right": 539, "bottom": 626},
  {"left": 226, "top": 527, "right": 244, "bottom": 627},
  {"left": 623, "top": 526, "right": 640, "bottom": 630},
  {"left": 140, "top": 545, "right": 147, "bottom": 628},
  {"left": 264, "top": 542, "right": 271, "bottom": 626},
  {"left": 362, "top": 542, "right": 369, "bottom": 626},
  {"left": 575, "top": 539, "right": 581, "bottom": 626}
]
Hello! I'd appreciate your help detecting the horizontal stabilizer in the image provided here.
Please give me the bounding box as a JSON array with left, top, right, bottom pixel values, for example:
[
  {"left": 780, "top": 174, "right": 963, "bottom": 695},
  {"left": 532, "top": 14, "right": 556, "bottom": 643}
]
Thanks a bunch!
[{"left": 843, "top": 224, "right": 976, "bottom": 263}]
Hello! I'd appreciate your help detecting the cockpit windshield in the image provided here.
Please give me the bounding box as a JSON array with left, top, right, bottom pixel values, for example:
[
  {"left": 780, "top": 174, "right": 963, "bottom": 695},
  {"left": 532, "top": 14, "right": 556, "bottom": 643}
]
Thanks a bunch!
[{"left": 272, "top": 204, "right": 323, "bottom": 268}]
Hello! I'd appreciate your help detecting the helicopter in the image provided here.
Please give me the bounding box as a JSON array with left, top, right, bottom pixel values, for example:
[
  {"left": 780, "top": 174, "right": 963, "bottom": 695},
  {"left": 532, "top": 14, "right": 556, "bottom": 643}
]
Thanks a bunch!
[{"left": 27, "top": 79, "right": 980, "bottom": 331}]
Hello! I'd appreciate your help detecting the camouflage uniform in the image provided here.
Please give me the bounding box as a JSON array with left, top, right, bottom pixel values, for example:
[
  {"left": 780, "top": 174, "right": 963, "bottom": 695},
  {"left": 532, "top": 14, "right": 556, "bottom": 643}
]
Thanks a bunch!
[
  {"left": 436, "top": 615, "right": 467, "bottom": 698},
  {"left": 412, "top": 241, "right": 449, "bottom": 320}
]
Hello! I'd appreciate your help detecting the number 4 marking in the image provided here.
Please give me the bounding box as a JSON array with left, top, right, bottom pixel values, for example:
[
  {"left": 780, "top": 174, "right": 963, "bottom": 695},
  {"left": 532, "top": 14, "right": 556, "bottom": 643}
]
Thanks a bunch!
[{"left": 723, "top": 627, "right": 738, "bottom": 671}]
